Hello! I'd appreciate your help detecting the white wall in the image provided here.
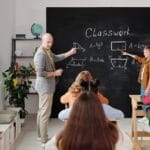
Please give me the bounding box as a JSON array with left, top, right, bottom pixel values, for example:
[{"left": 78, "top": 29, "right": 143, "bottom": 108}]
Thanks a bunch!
[
  {"left": 15, "top": 0, "right": 150, "bottom": 38},
  {"left": 0, "top": 0, "right": 16, "bottom": 75},
  {"left": 15, "top": 0, "right": 150, "bottom": 114},
  {"left": 0, "top": 0, "right": 16, "bottom": 110}
]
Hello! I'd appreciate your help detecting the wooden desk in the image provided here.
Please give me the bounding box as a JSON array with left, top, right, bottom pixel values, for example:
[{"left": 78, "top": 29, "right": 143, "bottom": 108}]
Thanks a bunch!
[{"left": 130, "top": 94, "right": 150, "bottom": 148}]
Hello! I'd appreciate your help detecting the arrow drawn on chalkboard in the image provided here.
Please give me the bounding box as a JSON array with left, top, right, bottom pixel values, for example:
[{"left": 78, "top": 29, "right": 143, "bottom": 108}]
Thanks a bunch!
[
  {"left": 66, "top": 57, "right": 86, "bottom": 68},
  {"left": 73, "top": 42, "right": 86, "bottom": 52}
]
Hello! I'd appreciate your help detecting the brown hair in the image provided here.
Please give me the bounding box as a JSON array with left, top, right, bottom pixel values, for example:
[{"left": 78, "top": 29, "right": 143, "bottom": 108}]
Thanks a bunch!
[
  {"left": 69, "top": 70, "right": 93, "bottom": 94},
  {"left": 57, "top": 92, "right": 118, "bottom": 150},
  {"left": 74, "top": 70, "right": 93, "bottom": 83},
  {"left": 144, "top": 45, "right": 150, "bottom": 50}
]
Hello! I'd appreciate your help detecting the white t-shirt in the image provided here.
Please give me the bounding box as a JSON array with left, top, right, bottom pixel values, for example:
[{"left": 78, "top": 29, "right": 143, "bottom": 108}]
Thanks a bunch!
[{"left": 45, "top": 128, "right": 132, "bottom": 150}]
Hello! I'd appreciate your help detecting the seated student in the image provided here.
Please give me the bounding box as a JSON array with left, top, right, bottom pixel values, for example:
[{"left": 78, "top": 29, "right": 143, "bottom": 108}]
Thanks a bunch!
[
  {"left": 60, "top": 70, "right": 109, "bottom": 107},
  {"left": 45, "top": 92, "right": 132, "bottom": 150},
  {"left": 58, "top": 103, "right": 124, "bottom": 121},
  {"left": 59, "top": 71, "right": 124, "bottom": 120}
]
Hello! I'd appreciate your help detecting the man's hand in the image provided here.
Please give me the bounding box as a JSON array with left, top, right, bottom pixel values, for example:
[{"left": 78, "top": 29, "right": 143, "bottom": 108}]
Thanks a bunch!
[
  {"left": 65, "top": 48, "right": 77, "bottom": 58},
  {"left": 69, "top": 48, "right": 77, "bottom": 55},
  {"left": 54, "top": 69, "right": 63, "bottom": 76}
]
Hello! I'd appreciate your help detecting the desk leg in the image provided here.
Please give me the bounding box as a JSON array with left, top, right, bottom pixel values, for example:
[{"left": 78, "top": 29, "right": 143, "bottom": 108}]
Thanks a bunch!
[{"left": 132, "top": 107, "right": 138, "bottom": 143}]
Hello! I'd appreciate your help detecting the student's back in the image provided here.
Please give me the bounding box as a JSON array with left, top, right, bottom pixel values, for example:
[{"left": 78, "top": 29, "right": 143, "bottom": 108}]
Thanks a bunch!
[{"left": 45, "top": 92, "right": 132, "bottom": 150}]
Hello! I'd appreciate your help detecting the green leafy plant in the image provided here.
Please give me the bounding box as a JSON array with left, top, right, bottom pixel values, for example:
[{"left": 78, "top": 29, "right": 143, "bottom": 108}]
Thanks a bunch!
[{"left": 2, "top": 63, "right": 34, "bottom": 118}]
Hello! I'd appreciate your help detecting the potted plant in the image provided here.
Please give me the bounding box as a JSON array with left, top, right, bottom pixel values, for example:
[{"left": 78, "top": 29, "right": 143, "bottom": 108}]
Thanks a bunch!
[{"left": 2, "top": 63, "right": 34, "bottom": 119}]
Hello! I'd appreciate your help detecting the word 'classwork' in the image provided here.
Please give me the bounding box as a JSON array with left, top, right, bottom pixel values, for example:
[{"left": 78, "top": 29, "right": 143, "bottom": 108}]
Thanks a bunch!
[{"left": 85, "top": 27, "right": 130, "bottom": 39}]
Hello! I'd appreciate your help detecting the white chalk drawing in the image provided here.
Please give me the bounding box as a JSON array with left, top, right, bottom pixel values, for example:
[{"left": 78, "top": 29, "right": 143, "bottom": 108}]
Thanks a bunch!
[
  {"left": 89, "top": 56, "right": 104, "bottom": 63},
  {"left": 89, "top": 41, "right": 103, "bottom": 50},
  {"left": 109, "top": 56, "right": 128, "bottom": 69},
  {"left": 73, "top": 42, "right": 86, "bottom": 52},
  {"left": 111, "top": 41, "right": 126, "bottom": 51},
  {"left": 66, "top": 57, "right": 87, "bottom": 68},
  {"left": 128, "top": 42, "right": 145, "bottom": 49},
  {"left": 85, "top": 27, "right": 130, "bottom": 39}
]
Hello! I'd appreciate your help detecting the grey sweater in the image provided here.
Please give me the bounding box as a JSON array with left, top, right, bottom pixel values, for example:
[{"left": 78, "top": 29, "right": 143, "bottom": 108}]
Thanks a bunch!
[{"left": 34, "top": 46, "right": 65, "bottom": 93}]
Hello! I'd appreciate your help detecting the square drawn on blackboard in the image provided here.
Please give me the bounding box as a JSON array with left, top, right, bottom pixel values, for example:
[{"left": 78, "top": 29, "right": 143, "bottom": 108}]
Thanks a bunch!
[{"left": 111, "top": 41, "right": 126, "bottom": 51}]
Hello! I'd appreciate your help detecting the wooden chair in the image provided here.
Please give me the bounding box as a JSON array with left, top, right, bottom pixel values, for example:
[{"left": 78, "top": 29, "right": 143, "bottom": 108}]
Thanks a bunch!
[{"left": 130, "top": 94, "right": 150, "bottom": 149}]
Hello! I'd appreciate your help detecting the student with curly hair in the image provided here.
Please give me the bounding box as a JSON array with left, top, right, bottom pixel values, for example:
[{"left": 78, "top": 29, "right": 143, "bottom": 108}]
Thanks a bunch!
[
  {"left": 58, "top": 70, "right": 124, "bottom": 121},
  {"left": 60, "top": 70, "right": 109, "bottom": 107}
]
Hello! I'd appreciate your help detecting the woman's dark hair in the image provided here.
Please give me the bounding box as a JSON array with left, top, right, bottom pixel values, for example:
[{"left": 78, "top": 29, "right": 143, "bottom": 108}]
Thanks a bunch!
[
  {"left": 57, "top": 92, "right": 119, "bottom": 150},
  {"left": 80, "top": 79, "right": 100, "bottom": 93}
]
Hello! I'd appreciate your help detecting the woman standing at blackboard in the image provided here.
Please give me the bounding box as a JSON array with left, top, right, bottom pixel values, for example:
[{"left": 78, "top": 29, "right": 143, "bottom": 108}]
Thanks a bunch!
[{"left": 122, "top": 45, "right": 150, "bottom": 125}]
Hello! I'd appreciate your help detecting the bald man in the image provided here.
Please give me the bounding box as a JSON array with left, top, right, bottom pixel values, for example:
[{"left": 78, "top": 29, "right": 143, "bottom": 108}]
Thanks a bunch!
[{"left": 34, "top": 33, "right": 76, "bottom": 144}]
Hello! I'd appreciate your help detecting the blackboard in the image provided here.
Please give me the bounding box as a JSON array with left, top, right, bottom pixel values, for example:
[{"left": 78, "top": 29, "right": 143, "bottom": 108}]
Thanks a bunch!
[{"left": 46, "top": 7, "right": 150, "bottom": 117}]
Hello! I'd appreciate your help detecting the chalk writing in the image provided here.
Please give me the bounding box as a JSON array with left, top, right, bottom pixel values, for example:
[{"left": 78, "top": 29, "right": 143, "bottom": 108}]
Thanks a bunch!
[
  {"left": 66, "top": 57, "right": 87, "bottom": 68},
  {"left": 85, "top": 27, "right": 130, "bottom": 39},
  {"left": 111, "top": 41, "right": 126, "bottom": 51},
  {"left": 73, "top": 42, "right": 86, "bottom": 52},
  {"left": 89, "top": 41, "right": 103, "bottom": 50},
  {"left": 109, "top": 56, "right": 128, "bottom": 69},
  {"left": 128, "top": 42, "right": 145, "bottom": 49},
  {"left": 89, "top": 56, "right": 104, "bottom": 63}
]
